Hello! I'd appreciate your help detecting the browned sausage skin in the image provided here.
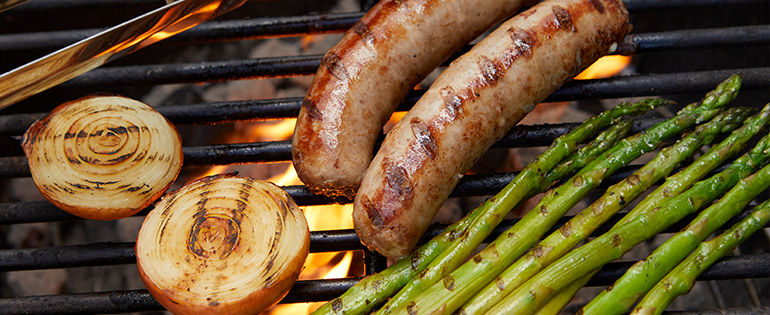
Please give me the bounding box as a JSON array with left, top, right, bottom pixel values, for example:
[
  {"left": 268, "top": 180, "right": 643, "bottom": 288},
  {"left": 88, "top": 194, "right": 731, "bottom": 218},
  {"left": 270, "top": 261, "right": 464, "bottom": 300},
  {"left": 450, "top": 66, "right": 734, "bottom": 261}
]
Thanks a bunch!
[
  {"left": 292, "top": 0, "right": 537, "bottom": 199},
  {"left": 353, "top": 0, "right": 631, "bottom": 258}
]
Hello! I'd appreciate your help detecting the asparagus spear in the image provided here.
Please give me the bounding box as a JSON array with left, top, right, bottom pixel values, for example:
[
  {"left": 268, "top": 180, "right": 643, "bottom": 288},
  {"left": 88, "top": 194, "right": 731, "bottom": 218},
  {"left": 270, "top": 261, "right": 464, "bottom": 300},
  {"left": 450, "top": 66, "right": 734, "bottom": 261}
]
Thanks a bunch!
[
  {"left": 542, "top": 120, "right": 634, "bottom": 191},
  {"left": 531, "top": 268, "right": 600, "bottom": 315},
  {"left": 375, "top": 114, "right": 641, "bottom": 314},
  {"left": 459, "top": 106, "right": 754, "bottom": 314},
  {"left": 631, "top": 199, "right": 770, "bottom": 315},
  {"left": 582, "top": 114, "right": 770, "bottom": 315},
  {"left": 490, "top": 114, "right": 770, "bottom": 315},
  {"left": 310, "top": 96, "right": 661, "bottom": 315},
  {"left": 385, "top": 74, "right": 741, "bottom": 315},
  {"left": 613, "top": 102, "right": 770, "bottom": 228}
]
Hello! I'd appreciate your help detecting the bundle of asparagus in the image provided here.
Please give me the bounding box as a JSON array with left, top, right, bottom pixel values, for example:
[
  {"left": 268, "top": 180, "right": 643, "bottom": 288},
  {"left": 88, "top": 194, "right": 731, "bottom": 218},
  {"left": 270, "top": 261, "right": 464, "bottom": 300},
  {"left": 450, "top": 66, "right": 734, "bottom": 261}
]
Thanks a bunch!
[
  {"left": 313, "top": 74, "right": 766, "bottom": 315},
  {"left": 459, "top": 104, "right": 756, "bottom": 314},
  {"left": 488, "top": 80, "right": 770, "bottom": 315},
  {"left": 582, "top": 102, "right": 770, "bottom": 315}
]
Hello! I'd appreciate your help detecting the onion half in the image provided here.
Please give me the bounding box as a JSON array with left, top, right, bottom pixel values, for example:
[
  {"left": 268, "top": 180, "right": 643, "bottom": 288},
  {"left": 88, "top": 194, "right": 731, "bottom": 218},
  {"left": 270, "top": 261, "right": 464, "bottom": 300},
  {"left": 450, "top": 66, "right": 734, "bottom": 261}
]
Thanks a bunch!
[
  {"left": 136, "top": 174, "right": 310, "bottom": 315},
  {"left": 21, "top": 95, "right": 183, "bottom": 220}
]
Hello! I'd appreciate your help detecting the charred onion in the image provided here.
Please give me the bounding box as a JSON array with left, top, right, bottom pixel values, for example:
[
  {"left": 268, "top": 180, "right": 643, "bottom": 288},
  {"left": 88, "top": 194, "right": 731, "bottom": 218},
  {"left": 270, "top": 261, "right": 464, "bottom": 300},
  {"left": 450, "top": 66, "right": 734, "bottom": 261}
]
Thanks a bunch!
[
  {"left": 136, "top": 173, "right": 310, "bottom": 315},
  {"left": 21, "top": 94, "right": 182, "bottom": 220}
]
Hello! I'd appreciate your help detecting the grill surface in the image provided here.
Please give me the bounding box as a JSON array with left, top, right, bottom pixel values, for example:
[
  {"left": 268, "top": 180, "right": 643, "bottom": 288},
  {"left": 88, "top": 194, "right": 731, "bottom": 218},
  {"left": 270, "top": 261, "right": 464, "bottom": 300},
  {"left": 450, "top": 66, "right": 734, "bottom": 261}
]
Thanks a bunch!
[{"left": 0, "top": 0, "right": 769, "bottom": 314}]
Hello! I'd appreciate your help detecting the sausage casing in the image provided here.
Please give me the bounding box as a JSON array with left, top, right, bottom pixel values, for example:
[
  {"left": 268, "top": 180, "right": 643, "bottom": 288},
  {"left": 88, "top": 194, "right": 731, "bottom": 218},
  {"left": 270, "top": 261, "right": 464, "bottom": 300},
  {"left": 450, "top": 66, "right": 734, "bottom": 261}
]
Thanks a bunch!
[
  {"left": 292, "top": 0, "right": 536, "bottom": 199},
  {"left": 353, "top": 0, "right": 632, "bottom": 257}
]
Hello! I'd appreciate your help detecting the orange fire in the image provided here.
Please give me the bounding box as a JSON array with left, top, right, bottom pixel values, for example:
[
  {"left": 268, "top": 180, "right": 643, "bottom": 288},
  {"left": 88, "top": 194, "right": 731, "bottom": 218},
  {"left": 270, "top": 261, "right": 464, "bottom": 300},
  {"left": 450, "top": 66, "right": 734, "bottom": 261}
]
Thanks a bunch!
[
  {"left": 383, "top": 111, "right": 407, "bottom": 134},
  {"left": 575, "top": 55, "right": 632, "bottom": 80}
]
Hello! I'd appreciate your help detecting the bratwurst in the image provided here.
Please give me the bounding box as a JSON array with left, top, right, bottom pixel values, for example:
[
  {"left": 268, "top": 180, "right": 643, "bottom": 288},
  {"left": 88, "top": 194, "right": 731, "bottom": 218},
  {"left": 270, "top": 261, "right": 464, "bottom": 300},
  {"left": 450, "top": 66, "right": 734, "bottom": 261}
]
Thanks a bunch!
[
  {"left": 292, "top": 0, "right": 537, "bottom": 199},
  {"left": 353, "top": 0, "right": 632, "bottom": 258}
]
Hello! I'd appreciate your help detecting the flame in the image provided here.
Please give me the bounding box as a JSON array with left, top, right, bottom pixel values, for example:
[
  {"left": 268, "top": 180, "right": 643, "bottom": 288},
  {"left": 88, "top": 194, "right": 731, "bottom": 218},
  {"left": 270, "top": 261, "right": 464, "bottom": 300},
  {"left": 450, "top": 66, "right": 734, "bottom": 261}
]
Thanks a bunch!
[
  {"left": 201, "top": 164, "right": 231, "bottom": 177},
  {"left": 268, "top": 163, "right": 304, "bottom": 186},
  {"left": 574, "top": 55, "right": 631, "bottom": 80},
  {"left": 248, "top": 118, "right": 297, "bottom": 142},
  {"left": 383, "top": 111, "right": 407, "bottom": 134},
  {"left": 301, "top": 35, "right": 324, "bottom": 52}
]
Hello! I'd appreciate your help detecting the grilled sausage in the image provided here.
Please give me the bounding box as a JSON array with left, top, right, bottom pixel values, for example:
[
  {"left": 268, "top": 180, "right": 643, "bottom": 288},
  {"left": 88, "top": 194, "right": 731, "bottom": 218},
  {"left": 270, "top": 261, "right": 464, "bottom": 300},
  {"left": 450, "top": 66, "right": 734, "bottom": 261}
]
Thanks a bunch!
[
  {"left": 353, "top": 0, "right": 632, "bottom": 258},
  {"left": 292, "top": 0, "right": 538, "bottom": 199}
]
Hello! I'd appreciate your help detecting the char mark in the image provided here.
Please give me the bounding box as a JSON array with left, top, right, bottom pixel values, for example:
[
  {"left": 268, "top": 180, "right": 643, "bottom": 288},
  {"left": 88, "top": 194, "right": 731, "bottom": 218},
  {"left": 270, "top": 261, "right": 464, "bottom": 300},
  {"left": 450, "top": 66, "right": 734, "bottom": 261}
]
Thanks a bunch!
[
  {"left": 302, "top": 98, "right": 323, "bottom": 121},
  {"left": 321, "top": 52, "right": 349, "bottom": 81},
  {"left": 386, "top": 164, "right": 413, "bottom": 198},
  {"left": 410, "top": 118, "right": 438, "bottom": 159},
  {"left": 508, "top": 27, "right": 534, "bottom": 59},
  {"left": 440, "top": 87, "right": 463, "bottom": 120},
  {"left": 479, "top": 56, "right": 504, "bottom": 85},
  {"left": 552, "top": 5, "right": 575, "bottom": 32},
  {"left": 352, "top": 20, "right": 374, "bottom": 44},
  {"left": 361, "top": 195, "right": 384, "bottom": 226},
  {"left": 589, "top": 0, "right": 605, "bottom": 13}
]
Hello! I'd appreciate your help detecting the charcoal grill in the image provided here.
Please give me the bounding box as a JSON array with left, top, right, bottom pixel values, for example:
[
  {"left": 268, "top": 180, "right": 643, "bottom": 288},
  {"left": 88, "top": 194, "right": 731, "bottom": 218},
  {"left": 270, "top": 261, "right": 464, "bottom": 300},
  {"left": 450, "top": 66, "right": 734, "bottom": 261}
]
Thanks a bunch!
[{"left": 0, "top": 0, "right": 769, "bottom": 313}]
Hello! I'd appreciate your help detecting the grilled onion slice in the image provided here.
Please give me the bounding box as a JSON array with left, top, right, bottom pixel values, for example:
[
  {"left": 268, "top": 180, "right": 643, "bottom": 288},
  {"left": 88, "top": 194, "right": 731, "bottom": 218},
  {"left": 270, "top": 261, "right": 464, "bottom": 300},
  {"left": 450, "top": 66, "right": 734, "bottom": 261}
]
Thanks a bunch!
[
  {"left": 21, "top": 95, "right": 182, "bottom": 220},
  {"left": 136, "top": 174, "right": 310, "bottom": 315}
]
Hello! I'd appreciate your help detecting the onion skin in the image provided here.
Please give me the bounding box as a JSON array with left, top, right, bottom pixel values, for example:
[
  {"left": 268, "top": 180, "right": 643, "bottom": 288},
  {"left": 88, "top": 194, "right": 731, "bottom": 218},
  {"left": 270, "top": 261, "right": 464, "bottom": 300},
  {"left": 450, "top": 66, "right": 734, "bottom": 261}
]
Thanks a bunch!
[
  {"left": 21, "top": 94, "right": 183, "bottom": 220},
  {"left": 136, "top": 173, "right": 310, "bottom": 315}
]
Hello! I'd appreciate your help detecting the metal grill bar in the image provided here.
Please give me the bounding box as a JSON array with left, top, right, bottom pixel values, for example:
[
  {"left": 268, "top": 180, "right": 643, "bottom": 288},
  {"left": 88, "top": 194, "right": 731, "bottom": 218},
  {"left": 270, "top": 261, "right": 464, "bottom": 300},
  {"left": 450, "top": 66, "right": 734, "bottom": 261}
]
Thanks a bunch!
[
  {"left": 2, "top": 14, "right": 767, "bottom": 56},
  {"left": 12, "top": 35, "right": 766, "bottom": 92},
  {"left": 0, "top": 119, "right": 665, "bottom": 179},
  {"left": 0, "top": 163, "right": 653, "bottom": 224},
  {"left": 1, "top": 254, "right": 767, "bottom": 314},
  {"left": 4, "top": 0, "right": 765, "bottom": 13},
  {"left": 617, "top": 25, "right": 770, "bottom": 54},
  {"left": 56, "top": 55, "right": 322, "bottom": 90},
  {"left": 0, "top": 67, "right": 766, "bottom": 135},
  {"left": 2, "top": 204, "right": 763, "bottom": 271},
  {"left": 0, "top": 12, "right": 364, "bottom": 54}
]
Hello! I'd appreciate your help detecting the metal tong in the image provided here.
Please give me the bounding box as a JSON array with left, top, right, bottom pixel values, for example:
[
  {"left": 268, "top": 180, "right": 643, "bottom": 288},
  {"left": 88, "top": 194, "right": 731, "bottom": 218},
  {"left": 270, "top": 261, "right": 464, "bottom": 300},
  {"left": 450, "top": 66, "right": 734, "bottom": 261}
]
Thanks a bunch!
[{"left": 0, "top": 0, "right": 247, "bottom": 109}]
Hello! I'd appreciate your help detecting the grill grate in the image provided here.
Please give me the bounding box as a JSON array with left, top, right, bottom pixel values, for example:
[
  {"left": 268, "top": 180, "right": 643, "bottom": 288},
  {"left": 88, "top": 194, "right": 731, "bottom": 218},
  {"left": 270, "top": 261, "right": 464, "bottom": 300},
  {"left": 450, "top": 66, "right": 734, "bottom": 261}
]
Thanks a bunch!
[{"left": 1, "top": 0, "right": 769, "bottom": 314}]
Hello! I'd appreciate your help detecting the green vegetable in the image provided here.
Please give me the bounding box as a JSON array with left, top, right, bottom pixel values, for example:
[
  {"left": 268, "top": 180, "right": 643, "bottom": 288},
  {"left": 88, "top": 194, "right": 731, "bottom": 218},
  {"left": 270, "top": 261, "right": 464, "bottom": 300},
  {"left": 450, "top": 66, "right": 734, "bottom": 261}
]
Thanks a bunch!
[
  {"left": 459, "top": 106, "right": 753, "bottom": 314},
  {"left": 630, "top": 199, "right": 770, "bottom": 315},
  {"left": 582, "top": 110, "right": 770, "bottom": 314},
  {"left": 490, "top": 105, "right": 770, "bottom": 315},
  {"left": 531, "top": 268, "right": 599, "bottom": 315},
  {"left": 613, "top": 102, "right": 770, "bottom": 228}
]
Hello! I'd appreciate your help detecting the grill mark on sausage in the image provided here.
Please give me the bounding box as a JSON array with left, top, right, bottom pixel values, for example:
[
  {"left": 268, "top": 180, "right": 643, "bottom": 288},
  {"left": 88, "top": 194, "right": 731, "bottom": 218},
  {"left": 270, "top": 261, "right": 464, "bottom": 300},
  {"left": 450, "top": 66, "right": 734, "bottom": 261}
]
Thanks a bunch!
[
  {"left": 361, "top": 195, "right": 384, "bottom": 226},
  {"left": 590, "top": 0, "right": 605, "bottom": 13},
  {"left": 411, "top": 117, "right": 438, "bottom": 159},
  {"left": 386, "top": 164, "right": 413, "bottom": 200},
  {"left": 508, "top": 27, "right": 534, "bottom": 60},
  {"left": 552, "top": 5, "right": 575, "bottom": 32},
  {"left": 301, "top": 98, "right": 323, "bottom": 121},
  {"left": 478, "top": 56, "right": 504, "bottom": 86},
  {"left": 352, "top": 20, "right": 375, "bottom": 45},
  {"left": 321, "top": 52, "right": 349, "bottom": 81},
  {"left": 440, "top": 87, "right": 463, "bottom": 120}
]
